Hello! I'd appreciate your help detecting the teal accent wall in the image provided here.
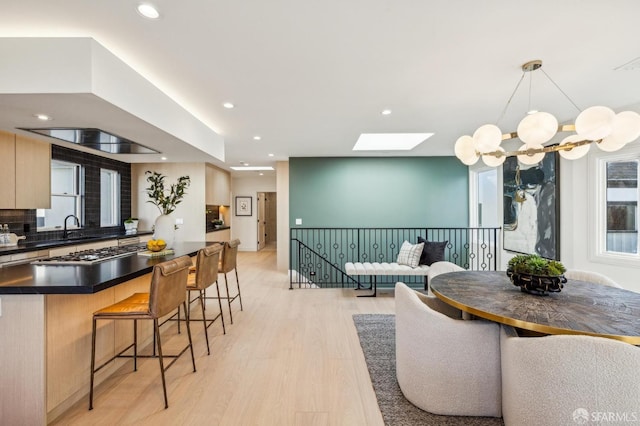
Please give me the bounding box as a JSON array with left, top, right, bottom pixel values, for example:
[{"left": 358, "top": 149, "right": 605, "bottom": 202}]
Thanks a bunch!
[{"left": 289, "top": 157, "right": 469, "bottom": 227}]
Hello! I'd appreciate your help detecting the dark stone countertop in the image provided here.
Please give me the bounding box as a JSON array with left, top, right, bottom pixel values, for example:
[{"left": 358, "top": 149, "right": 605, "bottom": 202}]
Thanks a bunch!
[
  {"left": 0, "top": 231, "right": 153, "bottom": 256},
  {"left": 0, "top": 241, "right": 212, "bottom": 295}
]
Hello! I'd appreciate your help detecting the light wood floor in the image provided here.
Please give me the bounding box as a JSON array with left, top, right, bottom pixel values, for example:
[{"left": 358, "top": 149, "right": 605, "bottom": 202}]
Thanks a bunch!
[{"left": 52, "top": 248, "right": 395, "bottom": 425}]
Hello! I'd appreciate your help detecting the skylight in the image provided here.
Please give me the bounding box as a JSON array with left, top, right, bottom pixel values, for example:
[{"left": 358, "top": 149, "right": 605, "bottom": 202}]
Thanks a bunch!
[{"left": 353, "top": 133, "right": 434, "bottom": 151}]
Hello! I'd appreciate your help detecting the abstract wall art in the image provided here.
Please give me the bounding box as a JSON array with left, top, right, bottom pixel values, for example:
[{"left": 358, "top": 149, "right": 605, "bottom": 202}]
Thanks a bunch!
[{"left": 503, "top": 150, "right": 560, "bottom": 260}]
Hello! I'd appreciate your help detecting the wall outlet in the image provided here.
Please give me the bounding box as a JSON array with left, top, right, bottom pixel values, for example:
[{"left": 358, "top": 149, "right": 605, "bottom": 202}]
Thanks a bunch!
[
  {"left": 295, "top": 218, "right": 302, "bottom": 225},
  {"left": 175, "top": 218, "right": 184, "bottom": 225}
]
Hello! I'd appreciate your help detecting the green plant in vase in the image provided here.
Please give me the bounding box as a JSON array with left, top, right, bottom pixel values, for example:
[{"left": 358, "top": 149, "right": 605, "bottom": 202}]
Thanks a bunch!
[
  {"left": 145, "top": 171, "right": 191, "bottom": 215},
  {"left": 145, "top": 171, "right": 190, "bottom": 248}
]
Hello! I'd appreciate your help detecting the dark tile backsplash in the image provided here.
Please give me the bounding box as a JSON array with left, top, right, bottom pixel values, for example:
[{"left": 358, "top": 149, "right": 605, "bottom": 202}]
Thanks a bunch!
[{"left": 0, "top": 145, "right": 131, "bottom": 242}]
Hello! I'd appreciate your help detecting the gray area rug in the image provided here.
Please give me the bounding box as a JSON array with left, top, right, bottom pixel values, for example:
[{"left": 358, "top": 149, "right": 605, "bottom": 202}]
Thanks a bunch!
[{"left": 353, "top": 314, "right": 504, "bottom": 426}]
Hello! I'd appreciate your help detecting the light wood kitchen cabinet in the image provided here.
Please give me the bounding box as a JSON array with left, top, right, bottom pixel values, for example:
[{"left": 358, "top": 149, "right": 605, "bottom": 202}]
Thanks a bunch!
[
  {"left": 0, "top": 130, "right": 51, "bottom": 209},
  {"left": 206, "top": 229, "right": 230, "bottom": 242},
  {"left": 15, "top": 134, "right": 51, "bottom": 209},
  {"left": 205, "top": 164, "right": 231, "bottom": 206},
  {"left": 0, "top": 130, "right": 16, "bottom": 209}
]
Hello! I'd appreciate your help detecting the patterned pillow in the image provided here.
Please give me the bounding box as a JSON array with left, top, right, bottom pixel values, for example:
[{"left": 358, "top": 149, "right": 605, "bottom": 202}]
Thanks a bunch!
[{"left": 396, "top": 240, "right": 425, "bottom": 268}]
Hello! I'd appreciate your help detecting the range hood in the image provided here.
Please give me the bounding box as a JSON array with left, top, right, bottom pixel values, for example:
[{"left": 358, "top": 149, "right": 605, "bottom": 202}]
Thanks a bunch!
[{"left": 19, "top": 127, "right": 160, "bottom": 154}]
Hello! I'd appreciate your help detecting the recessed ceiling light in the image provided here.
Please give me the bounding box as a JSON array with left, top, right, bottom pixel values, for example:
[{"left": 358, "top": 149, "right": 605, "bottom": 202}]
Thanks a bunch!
[
  {"left": 253, "top": 136, "right": 261, "bottom": 141},
  {"left": 259, "top": 172, "right": 264, "bottom": 176},
  {"left": 161, "top": 156, "right": 167, "bottom": 161},
  {"left": 137, "top": 4, "right": 160, "bottom": 19},
  {"left": 230, "top": 166, "right": 274, "bottom": 171},
  {"left": 353, "top": 133, "right": 434, "bottom": 151},
  {"left": 268, "top": 153, "right": 274, "bottom": 157},
  {"left": 381, "top": 109, "right": 392, "bottom": 115},
  {"left": 223, "top": 102, "right": 235, "bottom": 109},
  {"left": 34, "top": 114, "right": 52, "bottom": 121}
]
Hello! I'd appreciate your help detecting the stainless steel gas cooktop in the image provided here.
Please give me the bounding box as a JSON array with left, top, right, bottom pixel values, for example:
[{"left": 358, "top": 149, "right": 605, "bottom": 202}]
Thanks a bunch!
[{"left": 34, "top": 244, "right": 146, "bottom": 265}]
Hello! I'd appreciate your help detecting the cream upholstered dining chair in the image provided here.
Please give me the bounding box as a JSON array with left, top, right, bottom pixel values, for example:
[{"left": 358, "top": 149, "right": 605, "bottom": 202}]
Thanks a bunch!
[
  {"left": 394, "top": 282, "right": 502, "bottom": 417},
  {"left": 500, "top": 325, "right": 640, "bottom": 426},
  {"left": 426, "top": 260, "right": 465, "bottom": 295},
  {"left": 564, "top": 269, "right": 623, "bottom": 288}
]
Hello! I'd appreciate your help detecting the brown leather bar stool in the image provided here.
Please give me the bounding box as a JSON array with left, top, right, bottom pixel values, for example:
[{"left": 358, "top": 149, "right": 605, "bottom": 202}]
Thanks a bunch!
[
  {"left": 186, "top": 243, "right": 226, "bottom": 355},
  {"left": 89, "top": 256, "right": 195, "bottom": 410},
  {"left": 216, "top": 239, "right": 243, "bottom": 324}
]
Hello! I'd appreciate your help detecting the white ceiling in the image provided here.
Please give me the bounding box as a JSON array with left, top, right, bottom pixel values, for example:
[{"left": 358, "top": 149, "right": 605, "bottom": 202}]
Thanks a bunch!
[{"left": 1, "top": 0, "right": 640, "bottom": 177}]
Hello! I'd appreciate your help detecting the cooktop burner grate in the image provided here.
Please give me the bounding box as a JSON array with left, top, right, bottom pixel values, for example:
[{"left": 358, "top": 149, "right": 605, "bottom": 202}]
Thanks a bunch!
[{"left": 35, "top": 244, "right": 146, "bottom": 265}]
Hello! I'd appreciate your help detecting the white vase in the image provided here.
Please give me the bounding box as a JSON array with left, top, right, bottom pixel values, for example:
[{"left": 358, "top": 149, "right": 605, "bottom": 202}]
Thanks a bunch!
[{"left": 154, "top": 214, "right": 175, "bottom": 248}]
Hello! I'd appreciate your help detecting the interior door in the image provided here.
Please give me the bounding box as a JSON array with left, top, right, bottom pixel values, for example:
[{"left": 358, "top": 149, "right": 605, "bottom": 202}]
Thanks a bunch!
[
  {"left": 265, "top": 192, "right": 277, "bottom": 244},
  {"left": 257, "top": 192, "right": 266, "bottom": 251}
]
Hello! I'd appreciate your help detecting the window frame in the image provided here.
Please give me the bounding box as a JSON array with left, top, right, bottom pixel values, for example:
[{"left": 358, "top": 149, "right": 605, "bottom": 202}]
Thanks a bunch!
[
  {"left": 589, "top": 143, "right": 640, "bottom": 267},
  {"left": 37, "top": 160, "right": 84, "bottom": 232},
  {"left": 469, "top": 163, "right": 501, "bottom": 228},
  {"left": 100, "top": 168, "right": 121, "bottom": 227}
]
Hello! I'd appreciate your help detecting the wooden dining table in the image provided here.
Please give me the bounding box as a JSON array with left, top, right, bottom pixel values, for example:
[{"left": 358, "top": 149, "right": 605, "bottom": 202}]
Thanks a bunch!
[{"left": 429, "top": 270, "right": 640, "bottom": 345}]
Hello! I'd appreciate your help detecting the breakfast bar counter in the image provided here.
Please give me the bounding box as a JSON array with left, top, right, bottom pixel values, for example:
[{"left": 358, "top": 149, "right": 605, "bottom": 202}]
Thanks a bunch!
[
  {"left": 0, "top": 241, "right": 213, "bottom": 425},
  {"left": 0, "top": 241, "right": 210, "bottom": 294}
]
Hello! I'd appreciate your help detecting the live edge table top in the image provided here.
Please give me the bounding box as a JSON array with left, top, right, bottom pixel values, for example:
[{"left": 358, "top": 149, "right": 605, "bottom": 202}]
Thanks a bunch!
[{"left": 430, "top": 271, "right": 640, "bottom": 345}]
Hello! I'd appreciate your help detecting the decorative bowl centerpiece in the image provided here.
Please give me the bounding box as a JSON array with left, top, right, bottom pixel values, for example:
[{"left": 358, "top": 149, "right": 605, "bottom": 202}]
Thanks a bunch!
[{"left": 506, "top": 254, "right": 567, "bottom": 296}]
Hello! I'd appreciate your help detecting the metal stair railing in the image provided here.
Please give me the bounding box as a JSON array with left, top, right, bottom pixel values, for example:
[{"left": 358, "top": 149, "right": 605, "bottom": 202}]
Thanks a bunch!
[
  {"left": 289, "top": 227, "right": 500, "bottom": 290},
  {"left": 289, "top": 238, "right": 363, "bottom": 289}
]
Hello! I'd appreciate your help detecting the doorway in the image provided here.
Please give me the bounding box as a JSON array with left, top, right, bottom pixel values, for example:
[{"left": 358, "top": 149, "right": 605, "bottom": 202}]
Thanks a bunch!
[{"left": 257, "top": 192, "right": 277, "bottom": 251}]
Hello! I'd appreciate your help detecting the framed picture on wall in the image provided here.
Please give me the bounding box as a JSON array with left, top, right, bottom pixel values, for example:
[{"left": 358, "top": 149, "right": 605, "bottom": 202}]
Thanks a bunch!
[
  {"left": 235, "top": 196, "right": 252, "bottom": 216},
  {"left": 503, "top": 149, "right": 560, "bottom": 260}
]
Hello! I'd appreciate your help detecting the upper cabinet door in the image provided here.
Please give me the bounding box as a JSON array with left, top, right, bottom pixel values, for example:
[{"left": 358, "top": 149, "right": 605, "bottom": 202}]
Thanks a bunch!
[
  {"left": 15, "top": 135, "right": 51, "bottom": 209},
  {"left": 0, "top": 131, "right": 16, "bottom": 209},
  {"left": 206, "top": 165, "right": 231, "bottom": 206}
]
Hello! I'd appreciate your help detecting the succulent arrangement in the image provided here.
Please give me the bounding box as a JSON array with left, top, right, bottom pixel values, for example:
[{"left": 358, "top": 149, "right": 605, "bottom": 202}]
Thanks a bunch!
[
  {"left": 507, "top": 254, "right": 566, "bottom": 276},
  {"left": 507, "top": 254, "right": 567, "bottom": 295}
]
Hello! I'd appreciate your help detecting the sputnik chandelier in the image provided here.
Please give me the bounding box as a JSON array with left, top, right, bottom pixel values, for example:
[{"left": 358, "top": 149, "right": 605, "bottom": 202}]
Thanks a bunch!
[{"left": 454, "top": 60, "right": 640, "bottom": 167}]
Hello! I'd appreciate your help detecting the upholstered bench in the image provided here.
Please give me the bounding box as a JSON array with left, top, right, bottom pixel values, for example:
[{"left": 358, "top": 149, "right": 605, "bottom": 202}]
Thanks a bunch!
[
  {"left": 344, "top": 239, "right": 451, "bottom": 296},
  {"left": 344, "top": 261, "right": 430, "bottom": 296}
]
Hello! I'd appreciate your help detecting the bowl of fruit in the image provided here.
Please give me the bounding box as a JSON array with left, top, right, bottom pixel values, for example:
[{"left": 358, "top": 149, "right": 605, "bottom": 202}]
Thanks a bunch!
[{"left": 146, "top": 239, "right": 167, "bottom": 252}]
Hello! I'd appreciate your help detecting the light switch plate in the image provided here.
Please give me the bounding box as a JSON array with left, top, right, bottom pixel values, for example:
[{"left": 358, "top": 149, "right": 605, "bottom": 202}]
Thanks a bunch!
[
  {"left": 295, "top": 218, "right": 302, "bottom": 225},
  {"left": 175, "top": 218, "right": 184, "bottom": 225}
]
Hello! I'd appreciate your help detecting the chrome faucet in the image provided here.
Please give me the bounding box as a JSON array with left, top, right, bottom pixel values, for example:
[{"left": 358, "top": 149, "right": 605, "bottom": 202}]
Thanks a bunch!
[{"left": 63, "top": 215, "right": 80, "bottom": 239}]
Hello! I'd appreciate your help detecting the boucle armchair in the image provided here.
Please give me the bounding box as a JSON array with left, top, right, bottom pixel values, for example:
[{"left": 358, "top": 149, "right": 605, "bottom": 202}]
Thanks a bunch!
[
  {"left": 394, "top": 282, "right": 502, "bottom": 417},
  {"left": 500, "top": 325, "right": 640, "bottom": 426},
  {"left": 564, "top": 269, "right": 622, "bottom": 288},
  {"left": 426, "top": 261, "right": 464, "bottom": 295}
]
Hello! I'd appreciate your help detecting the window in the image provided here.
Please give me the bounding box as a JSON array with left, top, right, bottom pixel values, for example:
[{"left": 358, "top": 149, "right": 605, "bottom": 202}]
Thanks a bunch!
[
  {"left": 591, "top": 145, "right": 640, "bottom": 265},
  {"left": 605, "top": 160, "right": 638, "bottom": 254},
  {"left": 100, "top": 168, "right": 121, "bottom": 227},
  {"left": 37, "top": 160, "right": 84, "bottom": 231}
]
